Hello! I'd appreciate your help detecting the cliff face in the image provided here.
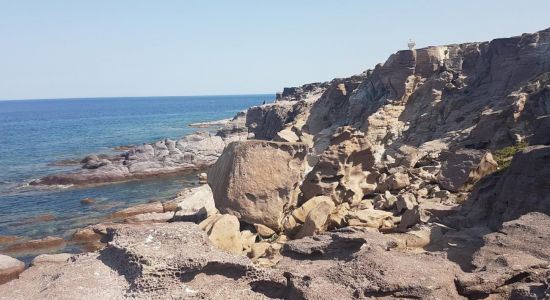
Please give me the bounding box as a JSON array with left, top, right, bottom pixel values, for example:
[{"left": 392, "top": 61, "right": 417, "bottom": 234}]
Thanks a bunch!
[{"left": 251, "top": 28, "right": 550, "bottom": 152}]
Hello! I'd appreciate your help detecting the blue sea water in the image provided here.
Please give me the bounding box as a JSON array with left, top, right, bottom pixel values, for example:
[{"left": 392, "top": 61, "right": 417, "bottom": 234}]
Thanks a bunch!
[{"left": 0, "top": 95, "right": 270, "bottom": 252}]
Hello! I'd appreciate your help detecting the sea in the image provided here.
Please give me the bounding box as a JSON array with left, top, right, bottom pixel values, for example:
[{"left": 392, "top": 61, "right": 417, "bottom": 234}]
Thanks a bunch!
[{"left": 0, "top": 95, "right": 271, "bottom": 259}]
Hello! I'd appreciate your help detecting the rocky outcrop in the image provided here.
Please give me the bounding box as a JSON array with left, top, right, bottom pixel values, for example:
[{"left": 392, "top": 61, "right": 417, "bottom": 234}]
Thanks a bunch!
[
  {"left": 208, "top": 140, "right": 308, "bottom": 230},
  {"left": 461, "top": 145, "right": 550, "bottom": 229},
  {"left": 437, "top": 149, "right": 498, "bottom": 192},
  {"left": 32, "top": 115, "right": 249, "bottom": 186}
]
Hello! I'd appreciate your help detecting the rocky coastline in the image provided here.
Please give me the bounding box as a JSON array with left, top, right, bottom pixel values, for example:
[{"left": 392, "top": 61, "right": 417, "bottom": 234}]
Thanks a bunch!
[
  {"left": 30, "top": 112, "right": 249, "bottom": 186},
  {"left": 1, "top": 28, "right": 550, "bottom": 299}
]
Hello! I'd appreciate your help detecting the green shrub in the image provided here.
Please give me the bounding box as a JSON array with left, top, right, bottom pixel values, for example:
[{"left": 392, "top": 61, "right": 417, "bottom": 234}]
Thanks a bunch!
[{"left": 492, "top": 141, "right": 528, "bottom": 169}]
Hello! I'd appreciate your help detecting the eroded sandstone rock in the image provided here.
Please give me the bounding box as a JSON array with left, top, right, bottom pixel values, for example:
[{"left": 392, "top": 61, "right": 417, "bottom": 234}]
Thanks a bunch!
[
  {"left": 208, "top": 140, "right": 308, "bottom": 230},
  {"left": 437, "top": 149, "right": 498, "bottom": 192}
]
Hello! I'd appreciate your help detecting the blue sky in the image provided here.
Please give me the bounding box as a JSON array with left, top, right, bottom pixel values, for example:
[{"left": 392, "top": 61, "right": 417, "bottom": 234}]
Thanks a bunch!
[{"left": 1, "top": 1, "right": 550, "bottom": 100}]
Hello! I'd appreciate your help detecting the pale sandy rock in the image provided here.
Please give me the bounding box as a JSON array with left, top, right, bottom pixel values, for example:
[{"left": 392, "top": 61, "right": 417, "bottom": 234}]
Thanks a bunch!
[
  {"left": 111, "top": 201, "right": 164, "bottom": 218},
  {"left": 295, "top": 201, "right": 335, "bottom": 239},
  {"left": 0, "top": 254, "right": 25, "bottom": 285},
  {"left": 240, "top": 230, "right": 257, "bottom": 253},
  {"left": 398, "top": 206, "right": 429, "bottom": 230},
  {"left": 254, "top": 223, "right": 276, "bottom": 238},
  {"left": 346, "top": 208, "right": 393, "bottom": 229},
  {"left": 249, "top": 242, "right": 271, "bottom": 259},
  {"left": 208, "top": 140, "right": 308, "bottom": 230},
  {"left": 172, "top": 185, "right": 216, "bottom": 221},
  {"left": 202, "top": 214, "right": 242, "bottom": 254},
  {"left": 291, "top": 195, "right": 333, "bottom": 223},
  {"left": 124, "top": 212, "right": 174, "bottom": 223},
  {"left": 31, "top": 253, "right": 73, "bottom": 266},
  {"left": 327, "top": 202, "right": 350, "bottom": 229},
  {"left": 386, "top": 172, "right": 410, "bottom": 190}
]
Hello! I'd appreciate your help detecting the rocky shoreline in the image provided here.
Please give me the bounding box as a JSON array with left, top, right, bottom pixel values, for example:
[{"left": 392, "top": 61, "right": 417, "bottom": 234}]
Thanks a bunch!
[
  {"left": 30, "top": 112, "right": 249, "bottom": 186},
  {"left": 1, "top": 28, "right": 550, "bottom": 299}
]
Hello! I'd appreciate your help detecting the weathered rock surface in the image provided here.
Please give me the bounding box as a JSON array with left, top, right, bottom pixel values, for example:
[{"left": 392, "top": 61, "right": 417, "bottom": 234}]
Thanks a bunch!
[
  {"left": 0, "top": 254, "right": 25, "bottom": 285},
  {"left": 462, "top": 145, "right": 550, "bottom": 229},
  {"left": 301, "top": 127, "right": 377, "bottom": 206},
  {"left": 437, "top": 149, "right": 497, "bottom": 192},
  {"left": 3, "top": 236, "right": 66, "bottom": 256},
  {"left": 172, "top": 184, "right": 217, "bottom": 221},
  {"left": 198, "top": 214, "right": 243, "bottom": 254},
  {"left": 455, "top": 213, "right": 550, "bottom": 299},
  {"left": 208, "top": 140, "right": 308, "bottom": 230}
]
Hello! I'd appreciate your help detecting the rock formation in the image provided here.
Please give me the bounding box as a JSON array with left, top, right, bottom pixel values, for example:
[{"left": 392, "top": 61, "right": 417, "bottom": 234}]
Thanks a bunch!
[
  {"left": 3, "top": 28, "right": 550, "bottom": 299},
  {"left": 208, "top": 140, "right": 308, "bottom": 230}
]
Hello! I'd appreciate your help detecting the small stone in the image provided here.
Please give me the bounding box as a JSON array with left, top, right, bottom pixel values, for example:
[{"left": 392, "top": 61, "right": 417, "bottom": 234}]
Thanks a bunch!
[
  {"left": 254, "top": 224, "right": 276, "bottom": 238},
  {"left": 398, "top": 206, "right": 429, "bottom": 230},
  {"left": 249, "top": 242, "right": 270, "bottom": 259},
  {"left": 386, "top": 173, "right": 410, "bottom": 190},
  {"left": 80, "top": 198, "right": 95, "bottom": 204},
  {"left": 396, "top": 193, "right": 417, "bottom": 212}
]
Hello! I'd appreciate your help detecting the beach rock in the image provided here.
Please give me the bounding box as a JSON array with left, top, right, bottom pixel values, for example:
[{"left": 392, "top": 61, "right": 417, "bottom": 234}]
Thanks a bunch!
[
  {"left": 198, "top": 172, "right": 207, "bottom": 184},
  {"left": 124, "top": 212, "right": 174, "bottom": 223},
  {"left": 254, "top": 223, "right": 276, "bottom": 238},
  {"left": 199, "top": 214, "right": 242, "bottom": 254},
  {"left": 208, "top": 140, "right": 308, "bottom": 230},
  {"left": 4, "top": 236, "right": 66, "bottom": 255},
  {"left": 0, "top": 235, "right": 19, "bottom": 245},
  {"left": 0, "top": 254, "right": 25, "bottom": 284},
  {"left": 31, "top": 253, "right": 72, "bottom": 266},
  {"left": 437, "top": 149, "right": 497, "bottom": 192},
  {"left": 72, "top": 227, "right": 102, "bottom": 242},
  {"left": 291, "top": 195, "right": 333, "bottom": 223},
  {"left": 172, "top": 185, "right": 217, "bottom": 221},
  {"left": 346, "top": 209, "right": 393, "bottom": 229},
  {"left": 111, "top": 201, "right": 164, "bottom": 219},
  {"left": 295, "top": 200, "right": 335, "bottom": 239}
]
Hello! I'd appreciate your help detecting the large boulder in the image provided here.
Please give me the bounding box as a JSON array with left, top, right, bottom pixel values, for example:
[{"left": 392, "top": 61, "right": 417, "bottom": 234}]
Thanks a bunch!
[
  {"left": 0, "top": 254, "right": 25, "bottom": 284},
  {"left": 208, "top": 140, "right": 308, "bottom": 230},
  {"left": 437, "top": 149, "right": 498, "bottom": 192}
]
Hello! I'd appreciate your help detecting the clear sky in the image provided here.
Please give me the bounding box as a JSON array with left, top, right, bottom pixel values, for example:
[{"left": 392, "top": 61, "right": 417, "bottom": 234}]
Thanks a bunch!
[{"left": 1, "top": 1, "right": 550, "bottom": 100}]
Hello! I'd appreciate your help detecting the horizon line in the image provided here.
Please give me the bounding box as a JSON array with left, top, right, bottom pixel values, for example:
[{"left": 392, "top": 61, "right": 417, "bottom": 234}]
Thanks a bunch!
[{"left": 0, "top": 93, "right": 276, "bottom": 102}]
